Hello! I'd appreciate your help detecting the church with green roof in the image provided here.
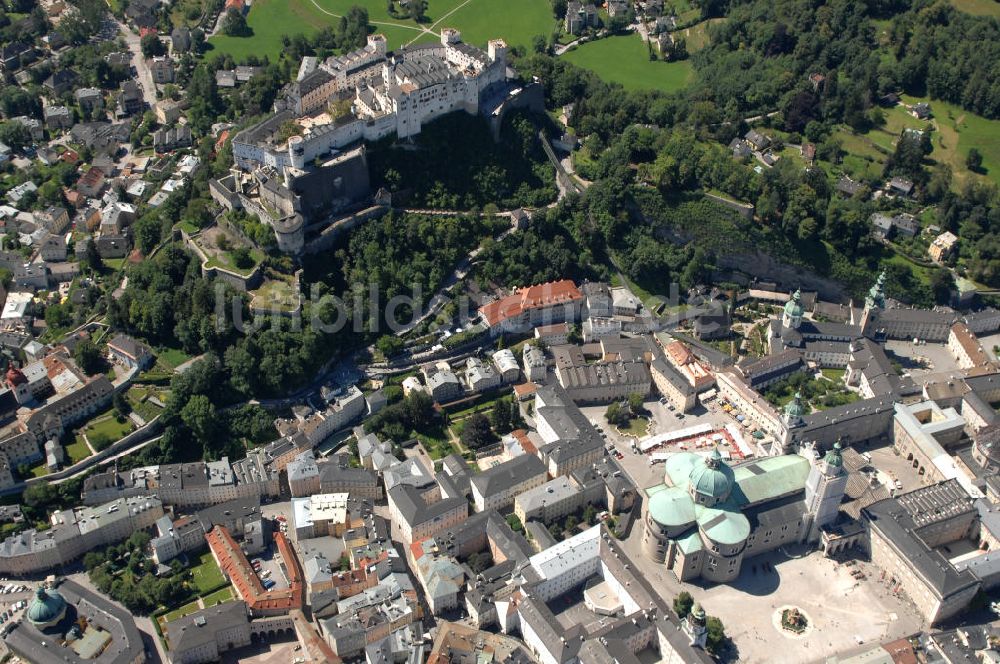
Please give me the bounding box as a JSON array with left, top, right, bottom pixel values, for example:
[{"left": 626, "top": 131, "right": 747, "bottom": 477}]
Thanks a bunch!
[{"left": 641, "top": 444, "right": 847, "bottom": 583}]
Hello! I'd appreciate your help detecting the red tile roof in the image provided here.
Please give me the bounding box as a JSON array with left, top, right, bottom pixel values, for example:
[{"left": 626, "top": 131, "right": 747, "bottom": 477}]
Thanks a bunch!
[
  {"left": 511, "top": 428, "right": 536, "bottom": 455},
  {"left": 206, "top": 526, "right": 304, "bottom": 614},
  {"left": 479, "top": 280, "right": 582, "bottom": 327}
]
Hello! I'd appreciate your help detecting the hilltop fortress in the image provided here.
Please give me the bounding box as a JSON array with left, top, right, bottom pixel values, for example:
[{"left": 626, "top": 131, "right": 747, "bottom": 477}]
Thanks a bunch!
[{"left": 212, "top": 30, "right": 541, "bottom": 254}]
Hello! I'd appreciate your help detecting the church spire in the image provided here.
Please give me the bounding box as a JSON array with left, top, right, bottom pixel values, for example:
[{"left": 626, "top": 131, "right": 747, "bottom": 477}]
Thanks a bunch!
[{"left": 865, "top": 271, "right": 886, "bottom": 310}]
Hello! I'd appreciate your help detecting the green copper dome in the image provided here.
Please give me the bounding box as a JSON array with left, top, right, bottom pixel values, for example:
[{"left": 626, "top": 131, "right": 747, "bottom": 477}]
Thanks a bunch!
[
  {"left": 784, "top": 392, "right": 805, "bottom": 419},
  {"left": 688, "top": 449, "right": 734, "bottom": 503},
  {"left": 27, "top": 587, "right": 66, "bottom": 628},
  {"left": 783, "top": 290, "right": 804, "bottom": 318},
  {"left": 823, "top": 441, "right": 844, "bottom": 467}
]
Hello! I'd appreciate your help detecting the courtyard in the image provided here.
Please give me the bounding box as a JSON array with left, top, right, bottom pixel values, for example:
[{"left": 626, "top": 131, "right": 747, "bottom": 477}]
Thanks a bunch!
[
  {"left": 616, "top": 523, "right": 923, "bottom": 664},
  {"left": 883, "top": 340, "right": 962, "bottom": 384}
]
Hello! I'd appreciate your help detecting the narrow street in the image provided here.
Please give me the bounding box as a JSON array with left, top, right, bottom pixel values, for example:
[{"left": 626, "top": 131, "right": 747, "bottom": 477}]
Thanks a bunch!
[{"left": 118, "top": 19, "right": 158, "bottom": 108}]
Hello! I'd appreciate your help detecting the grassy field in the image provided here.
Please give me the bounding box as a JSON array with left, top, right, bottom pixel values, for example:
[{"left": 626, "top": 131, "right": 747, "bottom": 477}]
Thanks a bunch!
[
  {"left": 204, "top": 246, "right": 264, "bottom": 277},
  {"left": 439, "top": 0, "right": 555, "bottom": 49},
  {"left": 65, "top": 437, "right": 92, "bottom": 464},
  {"left": 906, "top": 95, "right": 1000, "bottom": 188},
  {"left": 563, "top": 35, "right": 694, "bottom": 92},
  {"left": 208, "top": 0, "right": 333, "bottom": 59},
  {"left": 156, "top": 348, "right": 191, "bottom": 370},
  {"left": 160, "top": 598, "right": 203, "bottom": 625},
  {"left": 190, "top": 551, "right": 228, "bottom": 595},
  {"left": 617, "top": 417, "right": 650, "bottom": 437},
  {"left": 210, "top": 0, "right": 551, "bottom": 57},
  {"left": 126, "top": 386, "right": 166, "bottom": 422},
  {"left": 82, "top": 410, "right": 135, "bottom": 449},
  {"left": 201, "top": 587, "right": 235, "bottom": 607},
  {"left": 951, "top": 0, "right": 1000, "bottom": 17}
]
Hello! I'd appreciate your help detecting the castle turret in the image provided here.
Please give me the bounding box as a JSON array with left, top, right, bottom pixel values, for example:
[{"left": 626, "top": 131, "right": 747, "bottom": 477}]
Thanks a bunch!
[
  {"left": 488, "top": 39, "right": 508, "bottom": 64},
  {"left": 288, "top": 135, "right": 306, "bottom": 170},
  {"left": 440, "top": 28, "right": 461, "bottom": 45},
  {"left": 367, "top": 33, "right": 387, "bottom": 57}
]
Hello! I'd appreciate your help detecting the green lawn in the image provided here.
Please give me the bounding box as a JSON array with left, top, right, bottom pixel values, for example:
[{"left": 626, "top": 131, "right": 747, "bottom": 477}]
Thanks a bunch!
[
  {"left": 65, "top": 437, "right": 92, "bottom": 464},
  {"left": 160, "top": 598, "right": 203, "bottom": 624},
  {"left": 821, "top": 368, "right": 846, "bottom": 382},
  {"left": 908, "top": 95, "right": 1000, "bottom": 188},
  {"left": 27, "top": 461, "right": 48, "bottom": 478},
  {"left": 83, "top": 411, "right": 135, "bottom": 449},
  {"left": 208, "top": 0, "right": 334, "bottom": 59},
  {"left": 438, "top": 0, "right": 555, "bottom": 49},
  {"left": 201, "top": 587, "right": 234, "bottom": 607},
  {"left": 126, "top": 386, "right": 166, "bottom": 422},
  {"left": 562, "top": 35, "right": 694, "bottom": 92},
  {"left": 156, "top": 348, "right": 191, "bottom": 371},
  {"left": 190, "top": 551, "right": 228, "bottom": 595},
  {"left": 204, "top": 246, "right": 264, "bottom": 277},
  {"left": 617, "top": 416, "right": 650, "bottom": 437},
  {"left": 951, "top": 0, "right": 1000, "bottom": 17}
]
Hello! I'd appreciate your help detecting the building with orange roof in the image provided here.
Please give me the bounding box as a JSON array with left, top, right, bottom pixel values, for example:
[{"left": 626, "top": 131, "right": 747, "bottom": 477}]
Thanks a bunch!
[
  {"left": 206, "top": 526, "right": 304, "bottom": 616},
  {"left": 512, "top": 382, "right": 537, "bottom": 401},
  {"left": 479, "top": 280, "right": 583, "bottom": 335}
]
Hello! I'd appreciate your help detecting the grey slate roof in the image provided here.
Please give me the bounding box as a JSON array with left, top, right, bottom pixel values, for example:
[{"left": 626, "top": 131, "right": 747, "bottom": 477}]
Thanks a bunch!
[{"left": 470, "top": 454, "right": 545, "bottom": 498}]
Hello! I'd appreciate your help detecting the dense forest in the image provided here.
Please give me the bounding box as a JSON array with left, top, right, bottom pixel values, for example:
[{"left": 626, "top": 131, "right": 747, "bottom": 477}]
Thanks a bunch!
[{"left": 367, "top": 111, "right": 558, "bottom": 210}]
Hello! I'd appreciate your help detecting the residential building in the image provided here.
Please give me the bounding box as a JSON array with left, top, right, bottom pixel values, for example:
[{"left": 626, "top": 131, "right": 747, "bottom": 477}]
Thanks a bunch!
[
  {"left": 464, "top": 356, "right": 501, "bottom": 393},
  {"left": 470, "top": 454, "right": 547, "bottom": 512},
  {"left": 564, "top": 1, "right": 599, "bottom": 34},
  {"left": 43, "top": 105, "right": 73, "bottom": 130},
  {"left": 929, "top": 231, "right": 959, "bottom": 263},
  {"left": 149, "top": 56, "right": 174, "bottom": 84},
  {"left": 107, "top": 333, "right": 154, "bottom": 370},
  {"left": 479, "top": 280, "right": 583, "bottom": 335},
  {"left": 386, "top": 471, "right": 467, "bottom": 545},
  {"left": 949, "top": 322, "right": 993, "bottom": 371},
  {"left": 533, "top": 384, "right": 604, "bottom": 477},
  {"left": 522, "top": 343, "right": 546, "bottom": 382},
  {"left": 491, "top": 348, "right": 520, "bottom": 383}
]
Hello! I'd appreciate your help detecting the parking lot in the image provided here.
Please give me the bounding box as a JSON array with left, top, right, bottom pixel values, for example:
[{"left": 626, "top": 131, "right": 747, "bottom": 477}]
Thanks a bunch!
[{"left": 0, "top": 581, "right": 32, "bottom": 628}]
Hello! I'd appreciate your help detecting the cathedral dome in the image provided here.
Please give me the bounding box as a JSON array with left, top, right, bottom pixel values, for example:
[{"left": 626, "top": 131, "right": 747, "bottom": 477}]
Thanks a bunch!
[{"left": 687, "top": 449, "right": 734, "bottom": 503}]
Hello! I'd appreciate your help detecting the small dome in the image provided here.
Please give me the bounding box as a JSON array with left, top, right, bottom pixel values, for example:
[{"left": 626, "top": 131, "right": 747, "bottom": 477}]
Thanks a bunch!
[
  {"left": 27, "top": 587, "right": 67, "bottom": 629},
  {"left": 688, "top": 449, "right": 734, "bottom": 503},
  {"left": 690, "top": 603, "right": 706, "bottom": 622},
  {"left": 784, "top": 392, "right": 805, "bottom": 419},
  {"left": 6, "top": 366, "right": 26, "bottom": 388},
  {"left": 823, "top": 441, "right": 844, "bottom": 468},
  {"left": 783, "top": 290, "right": 803, "bottom": 318}
]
